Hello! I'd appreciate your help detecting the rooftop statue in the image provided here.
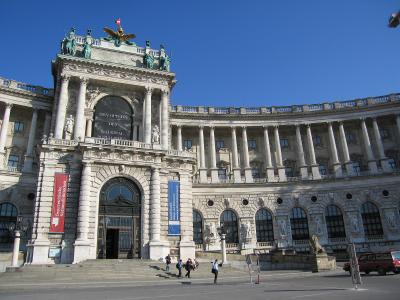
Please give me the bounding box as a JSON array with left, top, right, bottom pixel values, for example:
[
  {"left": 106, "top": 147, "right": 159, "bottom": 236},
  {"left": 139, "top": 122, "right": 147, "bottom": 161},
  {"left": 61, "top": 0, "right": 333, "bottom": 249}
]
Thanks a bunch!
[
  {"left": 143, "top": 40, "right": 154, "bottom": 69},
  {"left": 159, "top": 44, "right": 171, "bottom": 72},
  {"left": 103, "top": 18, "right": 136, "bottom": 47},
  {"left": 61, "top": 27, "right": 77, "bottom": 56},
  {"left": 82, "top": 29, "right": 94, "bottom": 59}
]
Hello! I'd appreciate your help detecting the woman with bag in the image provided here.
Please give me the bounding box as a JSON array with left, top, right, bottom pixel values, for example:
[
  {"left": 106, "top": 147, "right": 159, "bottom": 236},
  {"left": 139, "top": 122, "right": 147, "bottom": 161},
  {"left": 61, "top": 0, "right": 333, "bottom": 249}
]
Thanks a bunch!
[{"left": 211, "top": 259, "right": 219, "bottom": 284}]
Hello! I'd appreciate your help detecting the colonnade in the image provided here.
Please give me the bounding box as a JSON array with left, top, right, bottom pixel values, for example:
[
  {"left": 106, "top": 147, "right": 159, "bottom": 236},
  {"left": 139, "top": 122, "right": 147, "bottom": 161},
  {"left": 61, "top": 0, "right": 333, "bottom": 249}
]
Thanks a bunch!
[
  {"left": 53, "top": 74, "right": 170, "bottom": 148},
  {"left": 175, "top": 117, "right": 399, "bottom": 183}
]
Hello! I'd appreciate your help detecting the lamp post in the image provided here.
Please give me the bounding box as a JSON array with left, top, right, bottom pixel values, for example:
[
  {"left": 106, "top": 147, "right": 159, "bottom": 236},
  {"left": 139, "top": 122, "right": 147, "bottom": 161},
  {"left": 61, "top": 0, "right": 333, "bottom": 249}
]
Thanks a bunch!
[
  {"left": 217, "top": 225, "right": 227, "bottom": 264},
  {"left": 8, "top": 216, "right": 28, "bottom": 268}
]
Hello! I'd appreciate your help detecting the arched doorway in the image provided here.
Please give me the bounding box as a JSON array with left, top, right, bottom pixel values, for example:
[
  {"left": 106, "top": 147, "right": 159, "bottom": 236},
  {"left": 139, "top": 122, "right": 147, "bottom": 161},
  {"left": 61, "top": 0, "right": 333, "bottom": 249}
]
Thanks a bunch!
[
  {"left": 97, "top": 177, "right": 141, "bottom": 259},
  {"left": 93, "top": 96, "right": 133, "bottom": 140}
]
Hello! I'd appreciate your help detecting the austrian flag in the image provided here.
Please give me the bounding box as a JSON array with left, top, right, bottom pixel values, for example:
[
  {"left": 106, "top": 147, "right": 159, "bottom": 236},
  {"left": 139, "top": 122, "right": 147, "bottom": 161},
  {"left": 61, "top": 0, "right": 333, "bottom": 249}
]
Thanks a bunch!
[{"left": 115, "top": 18, "right": 121, "bottom": 26}]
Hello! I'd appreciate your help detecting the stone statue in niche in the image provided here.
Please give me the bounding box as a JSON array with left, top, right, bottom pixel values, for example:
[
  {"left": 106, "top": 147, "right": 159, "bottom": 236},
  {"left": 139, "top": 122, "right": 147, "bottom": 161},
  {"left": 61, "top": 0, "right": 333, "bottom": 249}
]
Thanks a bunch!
[
  {"left": 143, "top": 41, "right": 154, "bottom": 69},
  {"left": 152, "top": 125, "right": 160, "bottom": 144},
  {"left": 309, "top": 234, "right": 326, "bottom": 254},
  {"left": 205, "top": 222, "right": 217, "bottom": 245},
  {"left": 279, "top": 219, "right": 287, "bottom": 237},
  {"left": 64, "top": 115, "right": 74, "bottom": 140},
  {"left": 314, "top": 215, "right": 323, "bottom": 235},
  {"left": 82, "top": 29, "right": 94, "bottom": 59},
  {"left": 385, "top": 210, "right": 397, "bottom": 229},
  {"left": 241, "top": 221, "right": 252, "bottom": 241},
  {"left": 61, "top": 27, "right": 77, "bottom": 56},
  {"left": 159, "top": 44, "right": 171, "bottom": 72},
  {"left": 350, "top": 214, "right": 359, "bottom": 233}
]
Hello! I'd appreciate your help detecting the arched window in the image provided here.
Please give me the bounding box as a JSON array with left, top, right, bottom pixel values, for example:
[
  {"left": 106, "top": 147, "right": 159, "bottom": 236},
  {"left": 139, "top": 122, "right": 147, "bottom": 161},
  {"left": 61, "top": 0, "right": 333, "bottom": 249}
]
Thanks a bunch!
[
  {"left": 325, "top": 205, "right": 346, "bottom": 238},
  {"left": 193, "top": 210, "right": 203, "bottom": 244},
  {"left": 255, "top": 209, "right": 274, "bottom": 242},
  {"left": 0, "top": 203, "right": 18, "bottom": 245},
  {"left": 290, "top": 207, "right": 309, "bottom": 240},
  {"left": 220, "top": 210, "right": 239, "bottom": 243},
  {"left": 361, "top": 202, "right": 383, "bottom": 237}
]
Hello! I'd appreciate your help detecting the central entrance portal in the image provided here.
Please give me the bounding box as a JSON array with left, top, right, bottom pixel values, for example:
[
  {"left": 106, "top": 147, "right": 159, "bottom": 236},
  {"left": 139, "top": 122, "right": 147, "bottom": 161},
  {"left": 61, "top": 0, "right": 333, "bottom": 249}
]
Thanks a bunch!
[{"left": 97, "top": 177, "right": 141, "bottom": 259}]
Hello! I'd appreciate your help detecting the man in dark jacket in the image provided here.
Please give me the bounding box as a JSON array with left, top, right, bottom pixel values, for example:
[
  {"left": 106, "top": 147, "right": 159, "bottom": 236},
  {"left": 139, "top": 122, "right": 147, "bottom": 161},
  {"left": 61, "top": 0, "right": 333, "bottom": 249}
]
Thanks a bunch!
[
  {"left": 165, "top": 254, "right": 171, "bottom": 272},
  {"left": 176, "top": 259, "right": 183, "bottom": 278}
]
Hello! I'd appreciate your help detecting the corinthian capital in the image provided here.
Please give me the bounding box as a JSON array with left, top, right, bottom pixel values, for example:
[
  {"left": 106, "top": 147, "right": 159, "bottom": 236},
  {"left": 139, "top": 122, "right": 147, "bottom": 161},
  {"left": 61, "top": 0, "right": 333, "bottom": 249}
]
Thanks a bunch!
[
  {"left": 60, "top": 73, "right": 71, "bottom": 82},
  {"left": 145, "top": 86, "right": 153, "bottom": 95},
  {"left": 79, "top": 76, "right": 89, "bottom": 85}
]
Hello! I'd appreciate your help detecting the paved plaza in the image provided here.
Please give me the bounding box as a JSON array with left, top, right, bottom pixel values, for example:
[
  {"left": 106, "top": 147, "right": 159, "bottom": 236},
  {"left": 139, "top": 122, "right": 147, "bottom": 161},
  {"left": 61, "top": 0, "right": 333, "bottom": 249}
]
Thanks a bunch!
[{"left": 0, "top": 270, "right": 399, "bottom": 300}]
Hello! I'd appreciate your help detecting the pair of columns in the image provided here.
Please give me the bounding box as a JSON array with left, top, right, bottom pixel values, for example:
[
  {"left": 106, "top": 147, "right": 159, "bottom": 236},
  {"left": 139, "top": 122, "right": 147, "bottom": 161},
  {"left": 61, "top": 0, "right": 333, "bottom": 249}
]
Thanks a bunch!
[{"left": 0, "top": 103, "right": 51, "bottom": 171}]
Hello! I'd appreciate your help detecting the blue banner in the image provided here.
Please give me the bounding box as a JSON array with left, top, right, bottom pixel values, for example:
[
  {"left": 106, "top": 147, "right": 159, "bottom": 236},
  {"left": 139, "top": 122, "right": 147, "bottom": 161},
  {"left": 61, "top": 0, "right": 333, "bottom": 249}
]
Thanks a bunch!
[{"left": 168, "top": 181, "right": 180, "bottom": 235}]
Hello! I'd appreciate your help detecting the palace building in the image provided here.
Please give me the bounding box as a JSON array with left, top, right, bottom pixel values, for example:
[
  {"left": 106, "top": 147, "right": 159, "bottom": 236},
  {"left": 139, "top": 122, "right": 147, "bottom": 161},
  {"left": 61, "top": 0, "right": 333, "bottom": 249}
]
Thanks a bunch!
[{"left": 0, "top": 27, "right": 400, "bottom": 264}]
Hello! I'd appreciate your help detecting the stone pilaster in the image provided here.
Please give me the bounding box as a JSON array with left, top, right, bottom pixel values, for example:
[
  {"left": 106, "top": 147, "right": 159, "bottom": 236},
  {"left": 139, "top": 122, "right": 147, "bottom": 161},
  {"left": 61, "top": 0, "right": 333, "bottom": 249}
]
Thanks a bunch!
[
  {"left": 306, "top": 124, "right": 321, "bottom": 179},
  {"left": 198, "top": 126, "right": 207, "bottom": 183},
  {"left": 372, "top": 118, "right": 391, "bottom": 172},
  {"left": 73, "top": 161, "right": 92, "bottom": 263},
  {"left": 327, "top": 122, "right": 342, "bottom": 177},
  {"left": 144, "top": 87, "right": 152, "bottom": 144},
  {"left": 360, "top": 118, "right": 378, "bottom": 174},
  {"left": 54, "top": 74, "right": 70, "bottom": 139},
  {"left": 43, "top": 113, "right": 52, "bottom": 138},
  {"left": 263, "top": 126, "right": 275, "bottom": 182},
  {"left": 231, "top": 127, "right": 241, "bottom": 183},
  {"left": 339, "top": 122, "right": 354, "bottom": 176},
  {"left": 177, "top": 125, "right": 182, "bottom": 151},
  {"left": 22, "top": 108, "right": 38, "bottom": 172},
  {"left": 179, "top": 173, "right": 195, "bottom": 261},
  {"left": 0, "top": 103, "right": 12, "bottom": 167},
  {"left": 274, "top": 126, "right": 286, "bottom": 181},
  {"left": 295, "top": 125, "right": 308, "bottom": 179},
  {"left": 74, "top": 77, "right": 88, "bottom": 141},
  {"left": 161, "top": 89, "right": 169, "bottom": 149},
  {"left": 209, "top": 126, "right": 219, "bottom": 183},
  {"left": 242, "top": 127, "right": 253, "bottom": 183}
]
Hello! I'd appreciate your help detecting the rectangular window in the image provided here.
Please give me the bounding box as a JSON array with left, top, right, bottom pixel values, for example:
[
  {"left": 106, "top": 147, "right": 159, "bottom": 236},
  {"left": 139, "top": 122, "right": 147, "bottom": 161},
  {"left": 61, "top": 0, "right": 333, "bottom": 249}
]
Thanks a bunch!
[
  {"left": 313, "top": 135, "right": 322, "bottom": 147},
  {"left": 319, "top": 165, "right": 327, "bottom": 175},
  {"left": 251, "top": 168, "right": 260, "bottom": 178},
  {"left": 248, "top": 139, "right": 257, "bottom": 150},
  {"left": 7, "top": 155, "right": 19, "bottom": 168},
  {"left": 353, "top": 162, "right": 361, "bottom": 175},
  {"left": 216, "top": 140, "right": 225, "bottom": 150},
  {"left": 388, "top": 158, "right": 396, "bottom": 169},
  {"left": 280, "top": 138, "right": 289, "bottom": 149},
  {"left": 14, "top": 122, "right": 24, "bottom": 133},
  {"left": 183, "top": 139, "right": 192, "bottom": 150},
  {"left": 345, "top": 132, "right": 357, "bottom": 145},
  {"left": 380, "top": 129, "right": 390, "bottom": 140},
  {"left": 285, "top": 167, "right": 294, "bottom": 177},
  {"left": 218, "top": 168, "right": 227, "bottom": 179}
]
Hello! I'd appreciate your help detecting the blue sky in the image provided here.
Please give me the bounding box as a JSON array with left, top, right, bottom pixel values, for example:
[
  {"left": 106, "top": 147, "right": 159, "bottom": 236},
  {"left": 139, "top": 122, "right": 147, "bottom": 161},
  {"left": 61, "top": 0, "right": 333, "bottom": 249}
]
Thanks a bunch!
[{"left": 0, "top": 0, "right": 399, "bottom": 107}]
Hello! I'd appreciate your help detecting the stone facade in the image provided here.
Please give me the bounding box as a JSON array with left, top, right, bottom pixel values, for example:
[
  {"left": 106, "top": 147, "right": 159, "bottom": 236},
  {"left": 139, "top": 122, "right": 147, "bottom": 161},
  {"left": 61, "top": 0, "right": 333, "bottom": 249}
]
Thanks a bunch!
[{"left": 0, "top": 30, "right": 400, "bottom": 264}]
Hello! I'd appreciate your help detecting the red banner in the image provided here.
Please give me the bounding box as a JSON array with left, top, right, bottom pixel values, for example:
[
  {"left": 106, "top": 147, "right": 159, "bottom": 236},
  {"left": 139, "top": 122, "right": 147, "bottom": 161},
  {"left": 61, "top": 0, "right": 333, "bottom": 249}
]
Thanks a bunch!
[{"left": 49, "top": 173, "right": 69, "bottom": 233}]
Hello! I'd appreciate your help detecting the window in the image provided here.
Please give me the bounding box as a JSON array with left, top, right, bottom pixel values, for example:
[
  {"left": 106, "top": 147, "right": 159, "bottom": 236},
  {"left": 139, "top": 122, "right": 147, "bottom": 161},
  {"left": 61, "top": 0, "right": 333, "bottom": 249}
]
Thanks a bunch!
[
  {"left": 7, "top": 155, "right": 19, "bottom": 168},
  {"left": 285, "top": 167, "right": 294, "bottom": 177},
  {"left": 218, "top": 168, "right": 227, "bottom": 180},
  {"left": 380, "top": 129, "right": 390, "bottom": 141},
  {"left": 255, "top": 209, "right": 274, "bottom": 242},
  {"left": 388, "top": 158, "right": 396, "bottom": 169},
  {"left": 183, "top": 139, "right": 192, "bottom": 150},
  {"left": 313, "top": 135, "right": 322, "bottom": 147},
  {"left": 193, "top": 210, "right": 203, "bottom": 244},
  {"left": 220, "top": 210, "right": 239, "bottom": 243},
  {"left": 280, "top": 138, "right": 289, "bottom": 149},
  {"left": 13, "top": 122, "right": 24, "bottom": 133},
  {"left": 325, "top": 205, "right": 346, "bottom": 238},
  {"left": 345, "top": 132, "right": 357, "bottom": 145},
  {"left": 251, "top": 168, "right": 260, "bottom": 178},
  {"left": 353, "top": 162, "right": 361, "bottom": 175},
  {"left": 248, "top": 140, "right": 257, "bottom": 150},
  {"left": 216, "top": 140, "right": 224, "bottom": 150},
  {"left": 290, "top": 207, "right": 309, "bottom": 240},
  {"left": 0, "top": 203, "right": 17, "bottom": 245},
  {"left": 361, "top": 202, "right": 383, "bottom": 237},
  {"left": 319, "top": 165, "right": 327, "bottom": 176}
]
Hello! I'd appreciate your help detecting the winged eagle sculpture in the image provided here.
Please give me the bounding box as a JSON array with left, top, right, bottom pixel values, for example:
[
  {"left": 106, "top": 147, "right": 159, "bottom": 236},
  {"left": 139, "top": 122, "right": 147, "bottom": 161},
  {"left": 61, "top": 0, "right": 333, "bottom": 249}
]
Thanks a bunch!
[{"left": 103, "top": 18, "right": 136, "bottom": 47}]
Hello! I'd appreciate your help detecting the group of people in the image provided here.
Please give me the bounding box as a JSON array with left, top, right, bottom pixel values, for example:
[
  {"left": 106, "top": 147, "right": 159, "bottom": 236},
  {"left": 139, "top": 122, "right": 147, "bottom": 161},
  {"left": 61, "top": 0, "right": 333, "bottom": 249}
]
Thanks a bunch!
[{"left": 164, "top": 254, "right": 221, "bottom": 284}]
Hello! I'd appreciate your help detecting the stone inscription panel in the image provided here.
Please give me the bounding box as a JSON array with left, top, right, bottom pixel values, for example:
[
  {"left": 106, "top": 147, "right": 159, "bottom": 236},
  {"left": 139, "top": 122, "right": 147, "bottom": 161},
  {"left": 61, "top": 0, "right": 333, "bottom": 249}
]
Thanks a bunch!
[{"left": 93, "top": 96, "right": 133, "bottom": 139}]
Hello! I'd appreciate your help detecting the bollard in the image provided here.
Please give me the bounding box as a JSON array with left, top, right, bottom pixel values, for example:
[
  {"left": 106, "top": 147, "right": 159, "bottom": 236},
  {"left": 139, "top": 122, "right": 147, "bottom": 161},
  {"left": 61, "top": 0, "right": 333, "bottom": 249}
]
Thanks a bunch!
[{"left": 11, "top": 230, "right": 21, "bottom": 267}]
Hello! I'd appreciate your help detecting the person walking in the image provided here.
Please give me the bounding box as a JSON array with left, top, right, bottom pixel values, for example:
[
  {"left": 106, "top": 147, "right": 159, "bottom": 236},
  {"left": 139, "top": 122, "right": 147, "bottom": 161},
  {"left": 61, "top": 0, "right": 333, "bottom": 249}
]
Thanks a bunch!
[
  {"left": 176, "top": 259, "right": 183, "bottom": 278},
  {"left": 211, "top": 259, "right": 219, "bottom": 284},
  {"left": 185, "top": 258, "right": 193, "bottom": 278},
  {"left": 165, "top": 254, "right": 171, "bottom": 272}
]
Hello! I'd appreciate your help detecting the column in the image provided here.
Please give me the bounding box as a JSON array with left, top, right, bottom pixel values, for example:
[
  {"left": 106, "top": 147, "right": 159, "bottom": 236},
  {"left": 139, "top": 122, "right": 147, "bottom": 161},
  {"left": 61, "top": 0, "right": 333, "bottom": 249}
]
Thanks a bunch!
[
  {"left": 198, "top": 126, "right": 207, "bottom": 182},
  {"left": 176, "top": 125, "right": 182, "bottom": 151},
  {"left": 372, "top": 118, "right": 391, "bottom": 172},
  {"left": 85, "top": 118, "right": 93, "bottom": 138},
  {"left": 231, "top": 127, "right": 241, "bottom": 183},
  {"left": 54, "top": 74, "right": 70, "bottom": 139},
  {"left": 150, "top": 167, "right": 161, "bottom": 242},
  {"left": 274, "top": 126, "right": 286, "bottom": 181},
  {"left": 73, "top": 161, "right": 92, "bottom": 263},
  {"left": 396, "top": 115, "right": 400, "bottom": 140},
  {"left": 43, "top": 113, "right": 51, "bottom": 138},
  {"left": 295, "top": 125, "right": 308, "bottom": 179},
  {"left": 339, "top": 122, "right": 354, "bottom": 176},
  {"left": 263, "top": 126, "right": 275, "bottom": 181},
  {"left": 144, "top": 87, "right": 152, "bottom": 144},
  {"left": 0, "top": 103, "right": 12, "bottom": 167},
  {"left": 22, "top": 108, "right": 38, "bottom": 172},
  {"left": 209, "top": 126, "right": 219, "bottom": 183},
  {"left": 360, "top": 118, "right": 378, "bottom": 174},
  {"left": 160, "top": 89, "right": 169, "bottom": 149},
  {"left": 306, "top": 124, "right": 321, "bottom": 179},
  {"left": 242, "top": 127, "right": 253, "bottom": 183},
  {"left": 327, "top": 122, "right": 343, "bottom": 177},
  {"left": 74, "top": 77, "right": 88, "bottom": 141},
  {"left": 133, "top": 124, "right": 138, "bottom": 141}
]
